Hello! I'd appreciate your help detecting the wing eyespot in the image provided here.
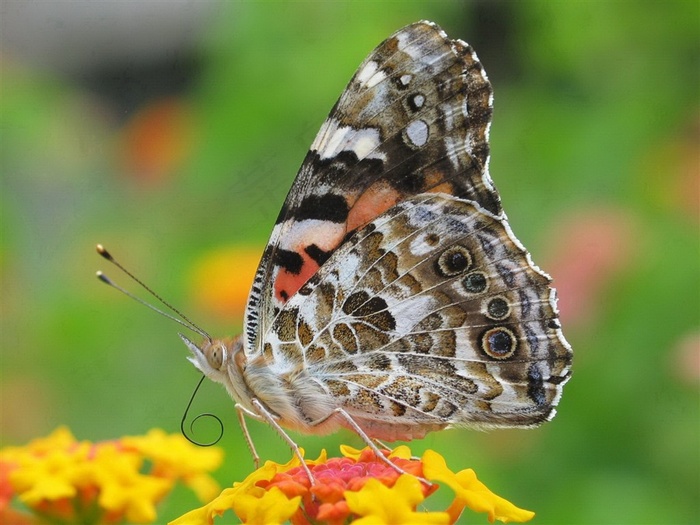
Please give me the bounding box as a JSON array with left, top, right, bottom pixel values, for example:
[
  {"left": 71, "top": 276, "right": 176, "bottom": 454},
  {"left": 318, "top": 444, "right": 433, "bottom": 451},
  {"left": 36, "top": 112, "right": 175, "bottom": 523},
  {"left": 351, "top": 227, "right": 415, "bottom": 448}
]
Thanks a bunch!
[
  {"left": 435, "top": 245, "right": 472, "bottom": 277},
  {"left": 485, "top": 296, "right": 510, "bottom": 320},
  {"left": 480, "top": 327, "right": 517, "bottom": 360},
  {"left": 462, "top": 271, "right": 488, "bottom": 294}
]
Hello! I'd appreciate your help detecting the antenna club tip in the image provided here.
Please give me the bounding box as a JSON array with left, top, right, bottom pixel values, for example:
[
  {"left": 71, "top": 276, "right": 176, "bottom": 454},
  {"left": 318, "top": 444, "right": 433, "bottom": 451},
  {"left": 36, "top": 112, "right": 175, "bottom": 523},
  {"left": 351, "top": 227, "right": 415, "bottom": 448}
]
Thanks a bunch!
[
  {"left": 96, "top": 271, "right": 110, "bottom": 284},
  {"left": 96, "top": 244, "right": 112, "bottom": 260}
]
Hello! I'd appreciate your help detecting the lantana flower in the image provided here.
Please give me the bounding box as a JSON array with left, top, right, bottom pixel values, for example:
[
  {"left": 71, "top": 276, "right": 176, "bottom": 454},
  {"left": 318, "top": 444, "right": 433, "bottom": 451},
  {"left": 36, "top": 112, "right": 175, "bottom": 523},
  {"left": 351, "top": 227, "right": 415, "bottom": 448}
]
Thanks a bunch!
[
  {"left": 171, "top": 445, "right": 534, "bottom": 525},
  {"left": 1, "top": 427, "right": 223, "bottom": 525}
]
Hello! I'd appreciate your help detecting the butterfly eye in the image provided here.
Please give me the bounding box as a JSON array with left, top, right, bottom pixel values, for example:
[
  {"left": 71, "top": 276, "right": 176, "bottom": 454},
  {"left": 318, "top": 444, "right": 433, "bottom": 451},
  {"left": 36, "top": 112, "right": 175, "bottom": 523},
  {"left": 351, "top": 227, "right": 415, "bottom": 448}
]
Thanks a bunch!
[{"left": 206, "top": 343, "right": 226, "bottom": 370}]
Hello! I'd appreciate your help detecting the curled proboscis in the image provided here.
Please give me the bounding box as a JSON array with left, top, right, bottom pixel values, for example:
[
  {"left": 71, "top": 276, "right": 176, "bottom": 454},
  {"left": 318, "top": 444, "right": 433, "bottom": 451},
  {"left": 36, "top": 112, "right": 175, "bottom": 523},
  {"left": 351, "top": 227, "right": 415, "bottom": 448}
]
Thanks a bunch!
[{"left": 180, "top": 375, "right": 224, "bottom": 447}]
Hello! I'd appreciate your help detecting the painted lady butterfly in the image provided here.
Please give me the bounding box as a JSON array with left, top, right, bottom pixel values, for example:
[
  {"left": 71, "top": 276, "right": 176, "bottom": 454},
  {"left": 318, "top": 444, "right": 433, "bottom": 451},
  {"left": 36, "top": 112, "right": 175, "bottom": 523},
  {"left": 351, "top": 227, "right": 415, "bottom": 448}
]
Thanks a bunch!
[{"left": 181, "top": 21, "right": 572, "bottom": 465}]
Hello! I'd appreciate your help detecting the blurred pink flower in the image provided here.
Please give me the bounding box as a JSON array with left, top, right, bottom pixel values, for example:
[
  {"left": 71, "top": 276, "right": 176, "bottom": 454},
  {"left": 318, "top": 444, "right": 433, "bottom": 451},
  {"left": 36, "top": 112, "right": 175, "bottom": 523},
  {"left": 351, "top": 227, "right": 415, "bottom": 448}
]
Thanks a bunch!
[
  {"left": 544, "top": 207, "right": 637, "bottom": 328},
  {"left": 671, "top": 331, "right": 700, "bottom": 386}
]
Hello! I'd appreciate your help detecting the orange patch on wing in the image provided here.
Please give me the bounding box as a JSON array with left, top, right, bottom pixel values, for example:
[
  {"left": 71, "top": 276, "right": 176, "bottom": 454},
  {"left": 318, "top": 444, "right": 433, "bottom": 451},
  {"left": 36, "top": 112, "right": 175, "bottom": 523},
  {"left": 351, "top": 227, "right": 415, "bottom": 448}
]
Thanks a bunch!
[
  {"left": 427, "top": 182, "right": 454, "bottom": 194},
  {"left": 274, "top": 222, "right": 348, "bottom": 304},
  {"left": 423, "top": 168, "right": 454, "bottom": 195},
  {"left": 274, "top": 252, "right": 320, "bottom": 304},
  {"left": 347, "top": 181, "right": 401, "bottom": 232}
]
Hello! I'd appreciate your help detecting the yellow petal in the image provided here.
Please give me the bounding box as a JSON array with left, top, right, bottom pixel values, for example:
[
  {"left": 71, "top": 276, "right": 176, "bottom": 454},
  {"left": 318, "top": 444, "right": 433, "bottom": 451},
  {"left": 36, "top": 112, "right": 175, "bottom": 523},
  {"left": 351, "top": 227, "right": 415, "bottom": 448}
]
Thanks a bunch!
[
  {"left": 423, "top": 450, "right": 535, "bottom": 523},
  {"left": 346, "top": 474, "right": 449, "bottom": 525},
  {"left": 170, "top": 487, "right": 242, "bottom": 525},
  {"left": 9, "top": 447, "right": 87, "bottom": 505},
  {"left": 168, "top": 504, "right": 213, "bottom": 525},
  {"left": 339, "top": 444, "right": 412, "bottom": 462},
  {"left": 169, "top": 455, "right": 291, "bottom": 525},
  {"left": 339, "top": 444, "right": 364, "bottom": 460},
  {"left": 305, "top": 448, "right": 328, "bottom": 467},
  {"left": 122, "top": 429, "right": 223, "bottom": 479},
  {"left": 94, "top": 445, "right": 172, "bottom": 524},
  {"left": 388, "top": 445, "right": 413, "bottom": 460},
  {"left": 455, "top": 469, "right": 535, "bottom": 523},
  {"left": 233, "top": 486, "right": 301, "bottom": 525},
  {"left": 185, "top": 473, "right": 222, "bottom": 503}
]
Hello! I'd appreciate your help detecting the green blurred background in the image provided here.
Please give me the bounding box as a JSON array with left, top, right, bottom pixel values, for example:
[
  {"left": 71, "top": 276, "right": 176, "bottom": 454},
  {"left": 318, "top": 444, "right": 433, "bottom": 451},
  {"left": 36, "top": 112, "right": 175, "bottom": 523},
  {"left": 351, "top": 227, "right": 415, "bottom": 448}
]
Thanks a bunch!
[{"left": 1, "top": 1, "right": 698, "bottom": 523}]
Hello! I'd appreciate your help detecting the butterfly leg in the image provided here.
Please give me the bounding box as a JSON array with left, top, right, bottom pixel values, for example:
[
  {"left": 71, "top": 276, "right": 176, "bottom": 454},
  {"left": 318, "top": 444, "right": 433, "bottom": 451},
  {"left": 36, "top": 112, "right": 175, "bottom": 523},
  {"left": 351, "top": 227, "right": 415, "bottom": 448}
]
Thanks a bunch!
[
  {"left": 373, "top": 438, "right": 392, "bottom": 452},
  {"left": 249, "top": 399, "right": 316, "bottom": 485},
  {"left": 235, "top": 404, "right": 262, "bottom": 469},
  {"left": 311, "top": 408, "right": 432, "bottom": 487}
]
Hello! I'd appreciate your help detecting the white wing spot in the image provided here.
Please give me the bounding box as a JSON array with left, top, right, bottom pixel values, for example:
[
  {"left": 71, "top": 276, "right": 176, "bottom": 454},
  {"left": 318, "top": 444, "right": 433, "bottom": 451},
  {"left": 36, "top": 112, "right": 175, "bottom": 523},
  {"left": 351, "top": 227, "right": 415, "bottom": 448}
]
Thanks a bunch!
[
  {"left": 396, "top": 31, "right": 450, "bottom": 65},
  {"left": 411, "top": 94, "right": 425, "bottom": 108},
  {"left": 356, "top": 60, "right": 386, "bottom": 88},
  {"left": 391, "top": 295, "right": 437, "bottom": 335},
  {"left": 444, "top": 136, "right": 461, "bottom": 169},
  {"left": 351, "top": 129, "right": 383, "bottom": 159},
  {"left": 409, "top": 233, "right": 440, "bottom": 257},
  {"left": 311, "top": 117, "right": 384, "bottom": 161},
  {"left": 356, "top": 60, "right": 378, "bottom": 84},
  {"left": 400, "top": 74, "right": 412, "bottom": 86},
  {"left": 406, "top": 119, "right": 429, "bottom": 147}
]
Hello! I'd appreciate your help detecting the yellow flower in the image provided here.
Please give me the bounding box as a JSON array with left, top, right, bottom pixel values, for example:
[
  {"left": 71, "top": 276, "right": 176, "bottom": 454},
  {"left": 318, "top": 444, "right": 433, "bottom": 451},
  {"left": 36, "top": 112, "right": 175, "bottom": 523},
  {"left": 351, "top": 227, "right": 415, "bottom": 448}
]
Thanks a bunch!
[
  {"left": 1, "top": 427, "right": 224, "bottom": 525},
  {"left": 170, "top": 453, "right": 307, "bottom": 525},
  {"left": 346, "top": 474, "right": 449, "bottom": 524},
  {"left": 122, "top": 428, "right": 223, "bottom": 501},
  {"left": 232, "top": 486, "right": 301, "bottom": 525},
  {"left": 3, "top": 426, "right": 77, "bottom": 457},
  {"left": 172, "top": 445, "right": 534, "bottom": 525},
  {"left": 422, "top": 450, "right": 535, "bottom": 523},
  {"left": 92, "top": 443, "right": 173, "bottom": 523},
  {"left": 9, "top": 443, "right": 90, "bottom": 505}
]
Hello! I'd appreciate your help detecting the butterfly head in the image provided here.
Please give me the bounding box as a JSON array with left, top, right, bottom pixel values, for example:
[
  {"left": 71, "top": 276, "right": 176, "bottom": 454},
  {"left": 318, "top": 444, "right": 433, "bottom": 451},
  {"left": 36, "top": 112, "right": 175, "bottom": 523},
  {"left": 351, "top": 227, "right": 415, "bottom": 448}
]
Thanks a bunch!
[{"left": 180, "top": 332, "right": 246, "bottom": 384}]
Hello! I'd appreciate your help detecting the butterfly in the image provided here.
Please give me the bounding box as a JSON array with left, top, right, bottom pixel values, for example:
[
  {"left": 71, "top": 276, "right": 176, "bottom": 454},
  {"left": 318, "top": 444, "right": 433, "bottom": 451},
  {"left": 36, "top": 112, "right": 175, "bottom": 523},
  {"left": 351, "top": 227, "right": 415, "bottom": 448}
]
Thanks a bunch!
[{"left": 181, "top": 20, "right": 572, "bottom": 468}]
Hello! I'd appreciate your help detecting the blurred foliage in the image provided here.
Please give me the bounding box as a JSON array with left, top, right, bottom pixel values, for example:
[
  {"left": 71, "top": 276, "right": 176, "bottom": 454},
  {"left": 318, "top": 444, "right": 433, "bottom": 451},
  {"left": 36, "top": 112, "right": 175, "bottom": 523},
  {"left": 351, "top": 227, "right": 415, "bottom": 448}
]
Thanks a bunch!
[{"left": 1, "top": 1, "right": 698, "bottom": 524}]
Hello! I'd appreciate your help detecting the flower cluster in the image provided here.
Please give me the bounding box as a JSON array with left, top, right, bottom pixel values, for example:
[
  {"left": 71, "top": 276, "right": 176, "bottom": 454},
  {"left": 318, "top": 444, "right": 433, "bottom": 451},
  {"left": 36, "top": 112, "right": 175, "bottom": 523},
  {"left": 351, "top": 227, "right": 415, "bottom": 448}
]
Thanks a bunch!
[
  {"left": 0, "top": 427, "right": 223, "bottom": 525},
  {"left": 172, "top": 445, "right": 534, "bottom": 525}
]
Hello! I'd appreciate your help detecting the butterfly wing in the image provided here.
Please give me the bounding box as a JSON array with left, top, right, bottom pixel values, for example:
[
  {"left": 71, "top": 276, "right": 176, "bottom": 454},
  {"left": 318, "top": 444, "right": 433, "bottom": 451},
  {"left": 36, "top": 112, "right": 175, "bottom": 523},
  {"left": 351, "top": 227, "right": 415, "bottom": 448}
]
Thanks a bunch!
[
  {"left": 245, "top": 21, "right": 499, "bottom": 351},
  {"left": 264, "top": 194, "right": 572, "bottom": 440}
]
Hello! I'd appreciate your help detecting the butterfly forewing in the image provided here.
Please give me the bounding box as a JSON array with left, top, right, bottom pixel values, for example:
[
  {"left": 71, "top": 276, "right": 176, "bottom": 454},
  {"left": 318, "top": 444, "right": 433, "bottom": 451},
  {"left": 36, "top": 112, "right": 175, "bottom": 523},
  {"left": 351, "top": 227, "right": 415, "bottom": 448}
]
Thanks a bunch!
[{"left": 245, "top": 21, "right": 501, "bottom": 351}]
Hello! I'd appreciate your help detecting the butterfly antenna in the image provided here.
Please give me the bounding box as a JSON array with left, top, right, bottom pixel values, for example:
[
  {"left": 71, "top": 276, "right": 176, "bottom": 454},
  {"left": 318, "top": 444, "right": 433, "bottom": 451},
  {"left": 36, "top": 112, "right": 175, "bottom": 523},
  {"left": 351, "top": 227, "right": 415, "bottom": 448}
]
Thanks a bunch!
[{"left": 95, "top": 244, "right": 211, "bottom": 342}]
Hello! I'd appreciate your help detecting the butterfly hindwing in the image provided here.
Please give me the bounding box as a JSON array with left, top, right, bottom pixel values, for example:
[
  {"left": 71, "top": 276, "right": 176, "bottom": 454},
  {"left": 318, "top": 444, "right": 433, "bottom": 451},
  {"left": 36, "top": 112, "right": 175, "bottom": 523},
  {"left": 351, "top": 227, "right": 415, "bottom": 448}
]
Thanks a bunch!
[
  {"left": 245, "top": 21, "right": 501, "bottom": 351},
  {"left": 262, "top": 194, "right": 571, "bottom": 440}
]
